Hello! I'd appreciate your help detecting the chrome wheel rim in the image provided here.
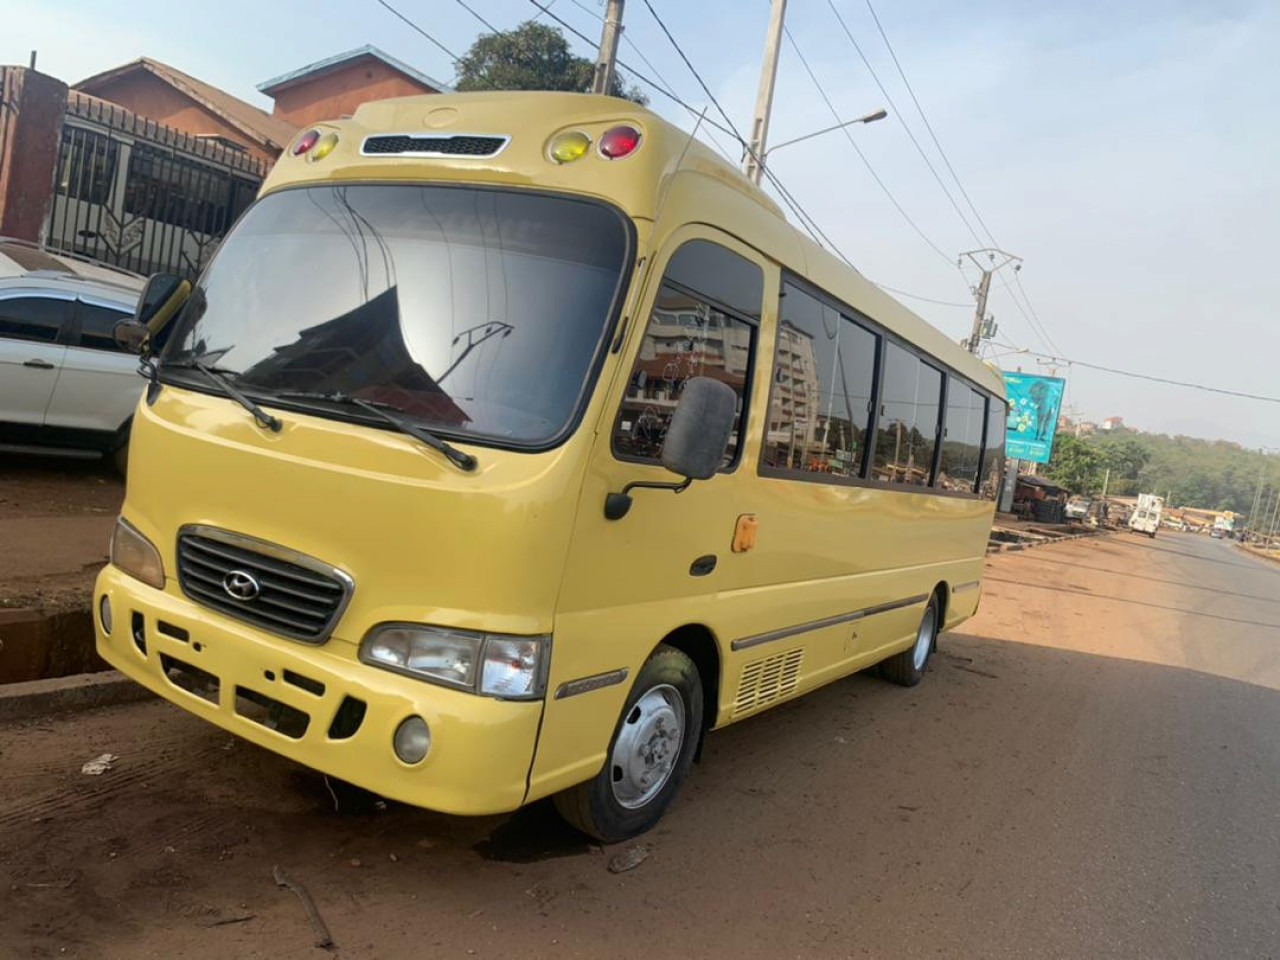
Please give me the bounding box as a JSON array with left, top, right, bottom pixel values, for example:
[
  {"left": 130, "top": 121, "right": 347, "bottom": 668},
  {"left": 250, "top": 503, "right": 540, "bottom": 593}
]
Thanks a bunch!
[
  {"left": 912, "top": 605, "right": 937, "bottom": 672},
  {"left": 610, "top": 684, "right": 686, "bottom": 810}
]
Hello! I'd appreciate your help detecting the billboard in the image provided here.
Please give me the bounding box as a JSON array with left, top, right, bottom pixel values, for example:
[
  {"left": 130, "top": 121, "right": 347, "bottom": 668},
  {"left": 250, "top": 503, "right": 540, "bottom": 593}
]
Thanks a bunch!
[{"left": 1002, "top": 372, "right": 1065, "bottom": 463}]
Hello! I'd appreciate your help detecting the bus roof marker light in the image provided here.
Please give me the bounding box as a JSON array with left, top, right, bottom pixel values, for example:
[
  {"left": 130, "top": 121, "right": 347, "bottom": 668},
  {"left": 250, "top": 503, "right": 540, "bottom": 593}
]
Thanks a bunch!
[
  {"left": 310, "top": 132, "right": 339, "bottom": 161},
  {"left": 293, "top": 129, "right": 320, "bottom": 156},
  {"left": 599, "top": 125, "right": 641, "bottom": 160},
  {"left": 548, "top": 130, "right": 591, "bottom": 164}
]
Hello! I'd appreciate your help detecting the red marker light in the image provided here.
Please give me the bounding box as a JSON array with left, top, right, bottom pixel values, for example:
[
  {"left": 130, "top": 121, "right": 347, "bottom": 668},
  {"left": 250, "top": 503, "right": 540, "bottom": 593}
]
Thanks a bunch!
[
  {"left": 599, "top": 125, "right": 641, "bottom": 159},
  {"left": 293, "top": 129, "right": 321, "bottom": 156}
]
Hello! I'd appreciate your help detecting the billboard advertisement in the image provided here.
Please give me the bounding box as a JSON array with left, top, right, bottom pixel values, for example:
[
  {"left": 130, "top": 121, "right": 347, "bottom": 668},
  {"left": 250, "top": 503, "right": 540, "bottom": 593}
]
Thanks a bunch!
[{"left": 1002, "top": 372, "right": 1065, "bottom": 464}]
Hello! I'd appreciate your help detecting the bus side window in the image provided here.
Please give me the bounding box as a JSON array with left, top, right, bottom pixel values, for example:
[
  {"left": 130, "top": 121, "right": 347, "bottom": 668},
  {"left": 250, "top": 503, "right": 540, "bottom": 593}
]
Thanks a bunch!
[
  {"left": 937, "top": 379, "right": 984, "bottom": 492},
  {"left": 761, "top": 282, "right": 876, "bottom": 478},
  {"left": 980, "top": 396, "right": 1007, "bottom": 500},
  {"left": 871, "top": 342, "right": 943, "bottom": 486},
  {"left": 612, "top": 240, "right": 762, "bottom": 467}
]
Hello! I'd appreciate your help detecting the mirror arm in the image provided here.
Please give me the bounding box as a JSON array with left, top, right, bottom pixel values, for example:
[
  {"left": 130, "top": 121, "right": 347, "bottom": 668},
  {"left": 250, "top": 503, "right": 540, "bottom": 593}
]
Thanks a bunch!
[{"left": 604, "top": 476, "right": 693, "bottom": 521}]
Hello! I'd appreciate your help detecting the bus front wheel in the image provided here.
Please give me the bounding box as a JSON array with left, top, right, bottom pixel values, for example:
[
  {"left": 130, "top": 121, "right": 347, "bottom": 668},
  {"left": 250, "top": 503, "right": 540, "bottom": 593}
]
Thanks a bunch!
[
  {"left": 553, "top": 644, "right": 703, "bottom": 843},
  {"left": 880, "top": 595, "right": 941, "bottom": 687}
]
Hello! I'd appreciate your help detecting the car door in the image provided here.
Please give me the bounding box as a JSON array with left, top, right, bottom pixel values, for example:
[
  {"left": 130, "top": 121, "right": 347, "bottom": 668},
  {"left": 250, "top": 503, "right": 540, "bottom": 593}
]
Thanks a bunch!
[
  {"left": 43, "top": 296, "right": 144, "bottom": 435},
  {"left": 0, "top": 292, "right": 74, "bottom": 426}
]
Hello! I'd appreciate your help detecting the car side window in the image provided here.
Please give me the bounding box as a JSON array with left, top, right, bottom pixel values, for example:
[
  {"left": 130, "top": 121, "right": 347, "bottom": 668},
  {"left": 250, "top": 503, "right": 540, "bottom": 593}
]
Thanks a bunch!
[
  {"left": 0, "top": 296, "right": 72, "bottom": 345},
  {"left": 76, "top": 302, "right": 132, "bottom": 352},
  {"left": 612, "top": 240, "right": 763, "bottom": 467}
]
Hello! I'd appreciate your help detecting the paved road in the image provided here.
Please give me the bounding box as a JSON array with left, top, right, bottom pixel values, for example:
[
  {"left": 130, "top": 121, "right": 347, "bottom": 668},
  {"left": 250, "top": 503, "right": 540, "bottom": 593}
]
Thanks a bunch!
[{"left": 2, "top": 532, "right": 1278, "bottom": 959}]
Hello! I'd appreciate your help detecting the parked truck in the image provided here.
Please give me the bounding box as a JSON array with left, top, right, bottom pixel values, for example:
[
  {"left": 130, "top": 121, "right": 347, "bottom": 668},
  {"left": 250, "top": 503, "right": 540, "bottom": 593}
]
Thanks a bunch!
[{"left": 1128, "top": 493, "right": 1164, "bottom": 538}]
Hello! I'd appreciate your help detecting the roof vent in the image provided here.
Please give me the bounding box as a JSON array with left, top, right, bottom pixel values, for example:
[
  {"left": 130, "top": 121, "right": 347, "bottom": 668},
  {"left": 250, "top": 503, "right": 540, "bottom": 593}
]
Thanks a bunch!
[{"left": 361, "top": 134, "right": 509, "bottom": 158}]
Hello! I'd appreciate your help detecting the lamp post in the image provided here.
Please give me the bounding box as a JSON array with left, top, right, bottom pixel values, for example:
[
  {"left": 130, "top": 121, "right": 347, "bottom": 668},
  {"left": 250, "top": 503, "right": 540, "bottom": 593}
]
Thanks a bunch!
[{"left": 759, "top": 109, "right": 888, "bottom": 168}]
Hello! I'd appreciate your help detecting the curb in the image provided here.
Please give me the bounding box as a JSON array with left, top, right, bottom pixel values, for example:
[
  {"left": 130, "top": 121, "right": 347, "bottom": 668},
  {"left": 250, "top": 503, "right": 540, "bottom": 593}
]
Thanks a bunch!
[
  {"left": 987, "top": 530, "right": 1107, "bottom": 554},
  {"left": 1236, "top": 543, "right": 1280, "bottom": 567},
  {"left": 0, "top": 670, "right": 154, "bottom": 722}
]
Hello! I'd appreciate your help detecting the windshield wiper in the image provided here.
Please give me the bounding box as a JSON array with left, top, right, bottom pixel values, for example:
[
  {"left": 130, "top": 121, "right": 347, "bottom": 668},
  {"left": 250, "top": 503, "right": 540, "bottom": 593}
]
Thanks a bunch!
[
  {"left": 167, "top": 360, "right": 282, "bottom": 432},
  {"left": 273, "top": 390, "right": 476, "bottom": 472}
]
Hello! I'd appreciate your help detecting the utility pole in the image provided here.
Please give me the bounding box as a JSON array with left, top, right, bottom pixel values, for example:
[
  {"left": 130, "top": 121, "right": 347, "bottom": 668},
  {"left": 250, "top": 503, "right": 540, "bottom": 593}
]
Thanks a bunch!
[
  {"left": 743, "top": 0, "right": 787, "bottom": 185},
  {"left": 1249, "top": 469, "right": 1264, "bottom": 532},
  {"left": 960, "top": 249, "right": 1022, "bottom": 354},
  {"left": 591, "top": 0, "right": 625, "bottom": 96}
]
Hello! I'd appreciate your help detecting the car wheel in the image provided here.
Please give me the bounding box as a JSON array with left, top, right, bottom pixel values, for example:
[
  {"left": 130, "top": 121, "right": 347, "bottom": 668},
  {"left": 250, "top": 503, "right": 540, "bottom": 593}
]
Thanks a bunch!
[
  {"left": 553, "top": 644, "right": 703, "bottom": 843},
  {"left": 112, "top": 443, "right": 129, "bottom": 477},
  {"left": 879, "top": 595, "right": 941, "bottom": 687}
]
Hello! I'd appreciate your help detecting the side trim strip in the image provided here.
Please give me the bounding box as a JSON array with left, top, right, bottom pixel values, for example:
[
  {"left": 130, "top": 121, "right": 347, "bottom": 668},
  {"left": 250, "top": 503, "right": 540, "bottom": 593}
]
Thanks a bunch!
[
  {"left": 554, "top": 668, "right": 629, "bottom": 700},
  {"left": 952, "top": 580, "right": 981, "bottom": 594},
  {"left": 731, "top": 593, "right": 930, "bottom": 653}
]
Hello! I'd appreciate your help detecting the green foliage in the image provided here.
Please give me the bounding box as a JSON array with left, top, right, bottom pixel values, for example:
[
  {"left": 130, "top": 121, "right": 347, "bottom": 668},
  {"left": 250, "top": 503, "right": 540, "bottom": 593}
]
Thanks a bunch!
[
  {"left": 454, "top": 21, "right": 649, "bottom": 104},
  {"left": 1046, "top": 427, "right": 1280, "bottom": 515},
  {"left": 1044, "top": 434, "right": 1107, "bottom": 494}
]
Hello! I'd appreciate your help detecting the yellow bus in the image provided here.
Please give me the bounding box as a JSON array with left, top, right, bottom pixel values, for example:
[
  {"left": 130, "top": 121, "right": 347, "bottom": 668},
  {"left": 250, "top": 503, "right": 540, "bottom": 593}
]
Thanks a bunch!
[{"left": 96, "top": 92, "right": 1006, "bottom": 842}]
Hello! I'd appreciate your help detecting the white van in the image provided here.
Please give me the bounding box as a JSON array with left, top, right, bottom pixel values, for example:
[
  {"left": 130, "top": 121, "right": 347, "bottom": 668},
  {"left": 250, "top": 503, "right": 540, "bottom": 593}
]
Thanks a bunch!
[
  {"left": 0, "top": 239, "right": 145, "bottom": 472},
  {"left": 1128, "top": 493, "right": 1164, "bottom": 538}
]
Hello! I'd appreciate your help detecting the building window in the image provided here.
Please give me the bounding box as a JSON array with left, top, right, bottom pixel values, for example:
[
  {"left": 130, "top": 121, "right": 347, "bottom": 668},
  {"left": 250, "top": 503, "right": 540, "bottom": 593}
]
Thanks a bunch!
[
  {"left": 57, "top": 127, "right": 118, "bottom": 205},
  {"left": 762, "top": 282, "right": 876, "bottom": 478},
  {"left": 981, "top": 397, "right": 1007, "bottom": 500},
  {"left": 871, "top": 341, "right": 942, "bottom": 486},
  {"left": 937, "top": 379, "right": 984, "bottom": 492},
  {"left": 613, "top": 240, "right": 762, "bottom": 465}
]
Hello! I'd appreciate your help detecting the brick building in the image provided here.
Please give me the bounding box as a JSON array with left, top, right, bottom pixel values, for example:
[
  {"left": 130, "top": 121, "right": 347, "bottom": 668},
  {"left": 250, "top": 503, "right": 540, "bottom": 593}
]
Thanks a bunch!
[{"left": 258, "top": 46, "right": 447, "bottom": 130}]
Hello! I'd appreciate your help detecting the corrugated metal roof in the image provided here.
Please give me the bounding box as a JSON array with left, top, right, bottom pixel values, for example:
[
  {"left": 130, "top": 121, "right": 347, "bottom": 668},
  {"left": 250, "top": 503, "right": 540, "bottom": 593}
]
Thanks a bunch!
[
  {"left": 75, "top": 58, "right": 297, "bottom": 151},
  {"left": 256, "top": 45, "right": 451, "bottom": 97}
]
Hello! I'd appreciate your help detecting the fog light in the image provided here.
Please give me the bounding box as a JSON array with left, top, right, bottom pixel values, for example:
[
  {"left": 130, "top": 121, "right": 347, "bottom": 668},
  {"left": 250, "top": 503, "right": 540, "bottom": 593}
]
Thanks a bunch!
[
  {"left": 393, "top": 715, "right": 431, "bottom": 764},
  {"left": 99, "top": 595, "right": 113, "bottom": 635}
]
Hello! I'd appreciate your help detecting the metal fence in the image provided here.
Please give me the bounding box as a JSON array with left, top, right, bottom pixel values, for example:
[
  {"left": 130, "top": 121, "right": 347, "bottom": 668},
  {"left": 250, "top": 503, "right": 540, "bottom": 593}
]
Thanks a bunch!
[{"left": 44, "top": 93, "right": 266, "bottom": 278}]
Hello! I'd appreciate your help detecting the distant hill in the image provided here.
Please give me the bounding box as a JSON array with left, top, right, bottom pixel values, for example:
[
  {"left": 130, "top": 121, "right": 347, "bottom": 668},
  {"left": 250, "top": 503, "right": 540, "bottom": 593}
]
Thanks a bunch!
[{"left": 1044, "top": 428, "right": 1280, "bottom": 518}]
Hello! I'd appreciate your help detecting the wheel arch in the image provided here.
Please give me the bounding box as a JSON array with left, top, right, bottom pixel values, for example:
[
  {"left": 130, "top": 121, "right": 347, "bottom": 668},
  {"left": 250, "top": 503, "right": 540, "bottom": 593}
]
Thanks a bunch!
[
  {"left": 931, "top": 581, "right": 950, "bottom": 651},
  {"left": 654, "top": 623, "right": 722, "bottom": 751}
]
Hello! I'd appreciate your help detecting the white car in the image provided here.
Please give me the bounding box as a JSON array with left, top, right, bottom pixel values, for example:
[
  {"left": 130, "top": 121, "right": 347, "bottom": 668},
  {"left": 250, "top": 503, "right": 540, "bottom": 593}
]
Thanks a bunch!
[{"left": 0, "top": 239, "right": 146, "bottom": 472}]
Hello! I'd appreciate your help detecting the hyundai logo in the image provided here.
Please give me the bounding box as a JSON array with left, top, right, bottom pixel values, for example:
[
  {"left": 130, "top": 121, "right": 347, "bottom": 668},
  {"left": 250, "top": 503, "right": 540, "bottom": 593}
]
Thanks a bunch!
[{"left": 222, "top": 569, "right": 261, "bottom": 601}]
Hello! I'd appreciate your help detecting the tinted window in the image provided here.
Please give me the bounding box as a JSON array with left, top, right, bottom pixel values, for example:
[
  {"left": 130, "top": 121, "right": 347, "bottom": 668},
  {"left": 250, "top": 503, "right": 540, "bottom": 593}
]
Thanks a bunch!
[
  {"left": 162, "top": 185, "right": 630, "bottom": 447},
  {"left": 981, "top": 397, "right": 1007, "bottom": 500},
  {"left": 762, "top": 283, "right": 876, "bottom": 478},
  {"left": 613, "top": 241, "right": 761, "bottom": 464},
  {"left": 0, "top": 296, "right": 70, "bottom": 344},
  {"left": 937, "top": 380, "right": 984, "bottom": 492},
  {"left": 872, "top": 342, "right": 942, "bottom": 486},
  {"left": 77, "top": 302, "right": 131, "bottom": 352}
]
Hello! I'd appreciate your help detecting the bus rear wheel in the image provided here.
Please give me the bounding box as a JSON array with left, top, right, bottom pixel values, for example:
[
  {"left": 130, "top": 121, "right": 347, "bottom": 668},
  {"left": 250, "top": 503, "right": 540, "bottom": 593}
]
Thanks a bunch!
[
  {"left": 553, "top": 644, "right": 703, "bottom": 843},
  {"left": 879, "top": 595, "right": 940, "bottom": 687}
]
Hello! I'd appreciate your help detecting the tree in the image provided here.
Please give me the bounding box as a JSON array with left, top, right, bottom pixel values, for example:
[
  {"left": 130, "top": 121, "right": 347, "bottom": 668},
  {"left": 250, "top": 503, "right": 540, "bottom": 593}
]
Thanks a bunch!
[
  {"left": 1045, "top": 433, "right": 1106, "bottom": 494},
  {"left": 454, "top": 22, "right": 648, "bottom": 104}
]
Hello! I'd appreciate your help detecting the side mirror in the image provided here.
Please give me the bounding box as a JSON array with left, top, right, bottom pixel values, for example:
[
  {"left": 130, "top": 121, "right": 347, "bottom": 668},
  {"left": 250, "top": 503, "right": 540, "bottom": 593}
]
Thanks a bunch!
[
  {"left": 605, "top": 376, "right": 738, "bottom": 520},
  {"left": 114, "top": 273, "right": 191, "bottom": 355}
]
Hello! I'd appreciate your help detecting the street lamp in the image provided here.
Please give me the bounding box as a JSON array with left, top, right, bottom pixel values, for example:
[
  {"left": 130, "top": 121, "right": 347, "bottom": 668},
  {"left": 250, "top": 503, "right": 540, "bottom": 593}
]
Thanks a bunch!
[{"left": 762, "top": 108, "right": 888, "bottom": 162}]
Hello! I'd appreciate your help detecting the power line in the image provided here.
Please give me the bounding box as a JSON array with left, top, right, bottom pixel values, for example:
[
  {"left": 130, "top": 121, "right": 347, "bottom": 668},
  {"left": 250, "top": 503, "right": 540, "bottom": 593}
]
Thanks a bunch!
[
  {"left": 373, "top": 0, "right": 461, "bottom": 62},
  {"left": 1009, "top": 350, "right": 1280, "bottom": 405},
  {"left": 868, "top": 283, "right": 973, "bottom": 308},
  {"left": 449, "top": 0, "right": 502, "bottom": 33},
  {"left": 780, "top": 25, "right": 956, "bottom": 267},
  {"left": 824, "top": 0, "right": 983, "bottom": 248},
  {"left": 862, "top": 0, "right": 999, "bottom": 248},
  {"left": 531, "top": 1, "right": 970, "bottom": 314}
]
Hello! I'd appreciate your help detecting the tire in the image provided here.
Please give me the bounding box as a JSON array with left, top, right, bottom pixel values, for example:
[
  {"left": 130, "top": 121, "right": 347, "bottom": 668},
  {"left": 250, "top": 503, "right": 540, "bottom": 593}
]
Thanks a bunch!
[
  {"left": 553, "top": 644, "right": 703, "bottom": 843},
  {"left": 879, "top": 595, "right": 941, "bottom": 688},
  {"left": 111, "top": 443, "right": 129, "bottom": 478}
]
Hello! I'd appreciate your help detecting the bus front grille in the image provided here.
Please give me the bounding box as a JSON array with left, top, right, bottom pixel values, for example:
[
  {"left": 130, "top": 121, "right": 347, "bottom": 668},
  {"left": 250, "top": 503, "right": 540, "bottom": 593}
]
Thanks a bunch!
[
  {"left": 361, "top": 134, "right": 509, "bottom": 158},
  {"left": 175, "top": 527, "right": 352, "bottom": 644}
]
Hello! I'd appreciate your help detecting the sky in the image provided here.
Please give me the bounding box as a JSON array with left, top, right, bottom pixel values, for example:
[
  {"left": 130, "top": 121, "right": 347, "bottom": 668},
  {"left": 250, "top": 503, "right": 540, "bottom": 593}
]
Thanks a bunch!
[{"left": 4, "top": 0, "right": 1279, "bottom": 449}]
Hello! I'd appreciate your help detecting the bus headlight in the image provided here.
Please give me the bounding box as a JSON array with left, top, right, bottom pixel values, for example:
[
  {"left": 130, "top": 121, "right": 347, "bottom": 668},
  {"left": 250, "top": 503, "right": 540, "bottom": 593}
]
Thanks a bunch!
[
  {"left": 359, "top": 624, "right": 549, "bottom": 700},
  {"left": 110, "top": 517, "right": 165, "bottom": 589}
]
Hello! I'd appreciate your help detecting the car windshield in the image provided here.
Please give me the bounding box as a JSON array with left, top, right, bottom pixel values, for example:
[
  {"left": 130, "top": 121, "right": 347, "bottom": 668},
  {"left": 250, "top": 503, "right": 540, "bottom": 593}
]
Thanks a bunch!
[{"left": 160, "top": 184, "right": 630, "bottom": 446}]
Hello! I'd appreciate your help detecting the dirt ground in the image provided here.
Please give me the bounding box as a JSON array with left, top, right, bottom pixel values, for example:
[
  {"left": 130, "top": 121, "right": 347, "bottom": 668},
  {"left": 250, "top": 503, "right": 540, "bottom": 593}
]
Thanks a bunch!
[
  {"left": 0, "top": 458, "right": 123, "bottom": 612},
  {"left": 1, "top": 532, "right": 1277, "bottom": 959}
]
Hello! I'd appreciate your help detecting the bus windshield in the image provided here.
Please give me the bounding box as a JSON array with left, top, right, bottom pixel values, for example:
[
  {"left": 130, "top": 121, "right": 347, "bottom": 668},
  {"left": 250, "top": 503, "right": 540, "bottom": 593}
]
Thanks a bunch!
[{"left": 161, "top": 184, "right": 631, "bottom": 447}]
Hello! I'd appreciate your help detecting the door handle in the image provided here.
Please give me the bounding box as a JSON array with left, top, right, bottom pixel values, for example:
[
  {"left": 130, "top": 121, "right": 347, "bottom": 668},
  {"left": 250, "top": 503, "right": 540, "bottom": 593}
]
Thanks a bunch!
[{"left": 23, "top": 359, "right": 56, "bottom": 370}]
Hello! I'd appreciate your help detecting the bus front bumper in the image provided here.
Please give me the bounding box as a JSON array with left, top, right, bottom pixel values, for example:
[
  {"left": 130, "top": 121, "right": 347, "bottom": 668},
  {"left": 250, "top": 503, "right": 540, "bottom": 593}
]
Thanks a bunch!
[{"left": 94, "top": 565, "right": 542, "bottom": 816}]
